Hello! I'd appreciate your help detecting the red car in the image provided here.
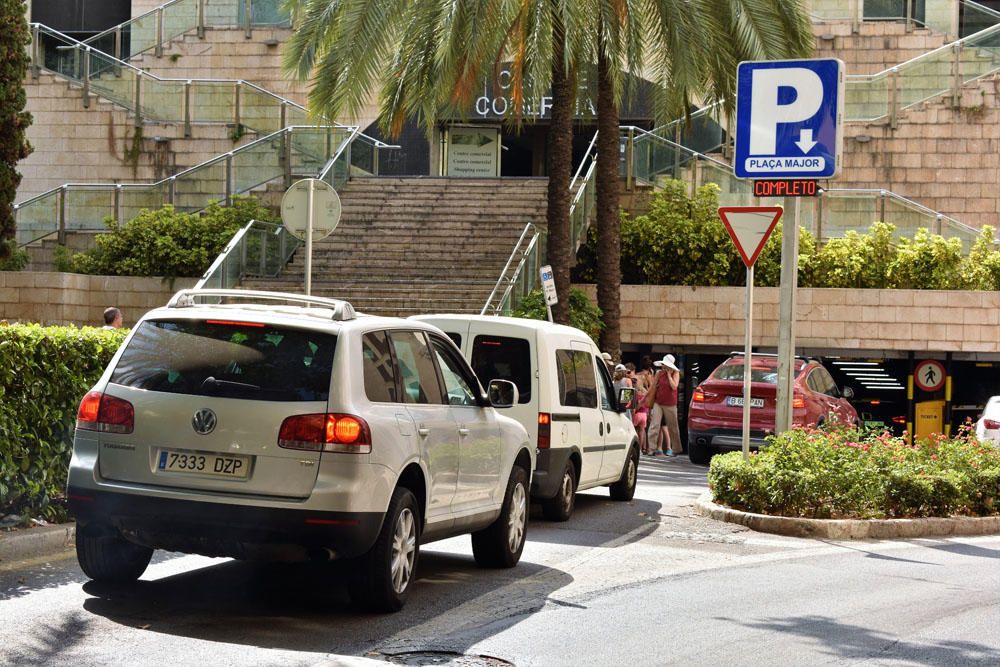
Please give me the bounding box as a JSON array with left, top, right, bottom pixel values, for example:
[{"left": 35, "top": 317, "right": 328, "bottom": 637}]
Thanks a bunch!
[{"left": 687, "top": 354, "right": 858, "bottom": 464}]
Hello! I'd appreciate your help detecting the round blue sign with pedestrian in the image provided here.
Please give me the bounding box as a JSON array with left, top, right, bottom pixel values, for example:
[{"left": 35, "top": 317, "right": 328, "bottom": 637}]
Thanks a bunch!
[{"left": 734, "top": 58, "right": 844, "bottom": 180}]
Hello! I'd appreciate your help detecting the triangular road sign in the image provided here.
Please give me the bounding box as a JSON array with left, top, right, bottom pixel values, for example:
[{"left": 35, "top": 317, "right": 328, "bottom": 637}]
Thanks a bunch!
[{"left": 718, "top": 206, "right": 783, "bottom": 268}]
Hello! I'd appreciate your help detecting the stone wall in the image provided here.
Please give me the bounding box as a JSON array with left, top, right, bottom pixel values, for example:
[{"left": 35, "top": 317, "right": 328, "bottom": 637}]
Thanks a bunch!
[
  {"left": 0, "top": 273, "right": 196, "bottom": 326},
  {"left": 615, "top": 285, "right": 1000, "bottom": 354}
]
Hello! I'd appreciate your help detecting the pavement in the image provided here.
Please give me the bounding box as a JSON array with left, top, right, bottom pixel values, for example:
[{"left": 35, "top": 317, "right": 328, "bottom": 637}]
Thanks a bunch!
[{"left": 0, "top": 523, "right": 76, "bottom": 569}]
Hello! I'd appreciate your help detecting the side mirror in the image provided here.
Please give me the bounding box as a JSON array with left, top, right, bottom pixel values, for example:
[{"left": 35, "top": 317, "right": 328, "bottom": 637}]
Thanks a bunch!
[
  {"left": 487, "top": 379, "right": 519, "bottom": 408},
  {"left": 842, "top": 386, "right": 855, "bottom": 400},
  {"left": 617, "top": 387, "right": 636, "bottom": 413}
]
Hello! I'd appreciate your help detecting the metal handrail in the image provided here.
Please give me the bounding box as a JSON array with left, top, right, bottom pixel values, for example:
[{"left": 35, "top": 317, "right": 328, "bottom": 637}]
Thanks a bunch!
[
  {"left": 570, "top": 133, "right": 599, "bottom": 191},
  {"left": 196, "top": 218, "right": 256, "bottom": 288},
  {"left": 824, "top": 188, "right": 980, "bottom": 235},
  {"left": 496, "top": 232, "right": 541, "bottom": 315},
  {"left": 481, "top": 223, "right": 537, "bottom": 315}
]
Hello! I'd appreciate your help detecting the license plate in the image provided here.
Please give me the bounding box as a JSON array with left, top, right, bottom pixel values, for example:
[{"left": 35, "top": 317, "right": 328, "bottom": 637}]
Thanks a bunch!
[
  {"left": 157, "top": 449, "right": 251, "bottom": 479},
  {"left": 727, "top": 396, "right": 764, "bottom": 408}
]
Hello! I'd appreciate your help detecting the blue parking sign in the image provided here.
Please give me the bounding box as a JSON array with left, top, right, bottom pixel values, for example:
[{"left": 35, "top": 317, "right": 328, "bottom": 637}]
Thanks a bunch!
[{"left": 734, "top": 59, "right": 844, "bottom": 180}]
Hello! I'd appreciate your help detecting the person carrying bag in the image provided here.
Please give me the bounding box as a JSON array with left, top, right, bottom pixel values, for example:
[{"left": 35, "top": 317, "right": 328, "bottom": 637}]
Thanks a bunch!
[{"left": 645, "top": 354, "right": 682, "bottom": 456}]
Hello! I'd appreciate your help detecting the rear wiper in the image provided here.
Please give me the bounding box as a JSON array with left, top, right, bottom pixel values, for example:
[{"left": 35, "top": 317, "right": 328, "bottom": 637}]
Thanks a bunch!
[{"left": 201, "top": 376, "right": 261, "bottom": 393}]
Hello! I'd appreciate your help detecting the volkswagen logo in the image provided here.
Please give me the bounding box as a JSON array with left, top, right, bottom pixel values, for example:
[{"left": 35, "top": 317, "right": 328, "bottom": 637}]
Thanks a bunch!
[{"left": 192, "top": 409, "right": 217, "bottom": 435}]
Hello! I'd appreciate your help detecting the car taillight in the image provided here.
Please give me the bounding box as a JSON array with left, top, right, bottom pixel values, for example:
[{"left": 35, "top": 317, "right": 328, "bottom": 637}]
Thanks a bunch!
[
  {"left": 792, "top": 396, "right": 806, "bottom": 409},
  {"left": 278, "top": 414, "right": 372, "bottom": 454},
  {"left": 537, "top": 412, "right": 551, "bottom": 449},
  {"left": 76, "top": 391, "right": 134, "bottom": 434},
  {"left": 984, "top": 419, "right": 1000, "bottom": 430},
  {"left": 692, "top": 388, "right": 705, "bottom": 403}
]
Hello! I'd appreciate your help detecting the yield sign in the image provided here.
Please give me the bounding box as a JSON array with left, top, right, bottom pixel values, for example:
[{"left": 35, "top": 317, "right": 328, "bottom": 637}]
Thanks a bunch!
[{"left": 718, "top": 206, "right": 783, "bottom": 268}]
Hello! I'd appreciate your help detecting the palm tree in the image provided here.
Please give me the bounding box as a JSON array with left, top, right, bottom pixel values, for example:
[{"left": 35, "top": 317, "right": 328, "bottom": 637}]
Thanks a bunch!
[
  {"left": 588, "top": 0, "right": 814, "bottom": 356},
  {"left": 283, "top": 0, "right": 587, "bottom": 322}
]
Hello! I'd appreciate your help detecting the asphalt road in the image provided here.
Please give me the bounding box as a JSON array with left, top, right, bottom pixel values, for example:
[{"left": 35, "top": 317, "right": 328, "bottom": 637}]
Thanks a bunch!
[{"left": 1, "top": 456, "right": 998, "bottom": 667}]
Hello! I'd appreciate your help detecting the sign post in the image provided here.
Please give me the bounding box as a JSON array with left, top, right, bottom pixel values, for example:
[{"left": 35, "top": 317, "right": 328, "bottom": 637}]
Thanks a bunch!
[
  {"left": 539, "top": 264, "right": 558, "bottom": 323},
  {"left": 719, "top": 206, "right": 783, "bottom": 460},
  {"left": 281, "top": 178, "right": 342, "bottom": 296},
  {"left": 734, "top": 58, "right": 844, "bottom": 434}
]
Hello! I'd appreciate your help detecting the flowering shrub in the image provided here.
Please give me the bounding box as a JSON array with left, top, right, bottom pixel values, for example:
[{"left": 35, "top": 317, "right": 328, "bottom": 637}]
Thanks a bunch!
[{"left": 708, "top": 425, "right": 1000, "bottom": 519}]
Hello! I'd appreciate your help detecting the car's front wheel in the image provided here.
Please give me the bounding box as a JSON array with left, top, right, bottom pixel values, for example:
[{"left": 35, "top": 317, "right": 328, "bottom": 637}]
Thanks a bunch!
[
  {"left": 76, "top": 527, "right": 153, "bottom": 584},
  {"left": 472, "top": 465, "right": 528, "bottom": 568},
  {"left": 609, "top": 445, "right": 639, "bottom": 501},
  {"left": 349, "top": 486, "right": 419, "bottom": 613},
  {"left": 541, "top": 460, "right": 576, "bottom": 522}
]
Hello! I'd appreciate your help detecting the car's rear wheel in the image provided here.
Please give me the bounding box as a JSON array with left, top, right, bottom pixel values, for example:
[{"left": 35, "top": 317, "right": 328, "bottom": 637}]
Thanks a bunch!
[
  {"left": 76, "top": 527, "right": 153, "bottom": 584},
  {"left": 541, "top": 460, "right": 576, "bottom": 522},
  {"left": 349, "top": 486, "right": 419, "bottom": 613},
  {"left": 609, "top": 445, "right": 639, "bottom": 501},
  {"left": 472, "top": 465, "right": 528, "bottom": 568},
  {"left": 688, "top": 435, "right": 713, "bottom": 465}
]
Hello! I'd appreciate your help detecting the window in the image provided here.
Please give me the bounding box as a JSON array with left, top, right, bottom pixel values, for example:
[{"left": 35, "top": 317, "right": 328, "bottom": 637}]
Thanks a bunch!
[
  {"left": 596, "top": 358, "right": 614, "bottom": 410},
  {"left": 389, "top": 331, "right": 444, "bottom": 404},
  {"left": 444, "top": 332, "right": 462, "bottom": 348},
  {"left": 471, "top": 335, "right": 531, "bottom": 404},
  {"left": 363, "top": 331, "right": 397, "bottom": 403},
  {"left": 815, "top": 367, "right": 840, "bottom": 397},
  {"left": 555, "top": 349, "right": 597, "bottom": 408},
  {"left": 714, "top": 363, "right": 779, "bottom": 384},
  {"left": 109, "top": 319, "right": 336, "bottom": 402},
  {"left": 431, "top": 338, "right": 479, "bottom": 407}
]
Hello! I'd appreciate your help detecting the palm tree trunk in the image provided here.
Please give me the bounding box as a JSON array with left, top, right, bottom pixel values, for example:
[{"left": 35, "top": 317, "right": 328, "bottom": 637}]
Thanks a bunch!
[
  {"left": 546, "top": 10, "right": 573, "bottom": 324},
  {"left": 595, "top": 49, "right": 621, "bottom": 356}
]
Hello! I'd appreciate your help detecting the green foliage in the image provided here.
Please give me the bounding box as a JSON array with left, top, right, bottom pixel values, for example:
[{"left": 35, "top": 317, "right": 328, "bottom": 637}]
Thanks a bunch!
[
  {"left": 708, "top": 426, "right": 1000, "bottom": 519},
  {"left": 0, "top": 239, "right": 29, "bottom": 271},
  {"left": 512, "top": 288, "right": 604, "bottom": 342},
  {"left": 65, "top": 197, "right": 277, "bottom": 278},
  {"left": 0, "top": 323, "right": 126, "bottom": 522},
  {"left": 0, "top": 0, "right": 33, "bottom": 257},
  {"left": 577, "top": 182, "right": 1000, "bottom": 291}
]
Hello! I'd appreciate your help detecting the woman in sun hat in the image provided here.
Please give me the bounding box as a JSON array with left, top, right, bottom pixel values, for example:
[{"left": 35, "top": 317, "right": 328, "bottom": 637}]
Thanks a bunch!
[{"left": 646, "top": 354, "right": 682, "bottom": 456}]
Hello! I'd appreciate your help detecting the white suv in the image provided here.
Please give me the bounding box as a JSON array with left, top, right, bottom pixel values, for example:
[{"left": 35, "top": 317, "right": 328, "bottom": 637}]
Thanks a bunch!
[{"left": 68, "top": 290, "right": 533, "bottom": 612}]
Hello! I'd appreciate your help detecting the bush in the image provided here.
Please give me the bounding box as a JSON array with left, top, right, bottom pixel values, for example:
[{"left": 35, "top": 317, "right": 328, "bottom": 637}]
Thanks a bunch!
[
  {"left": 65, "top": 197, "right": 277, "bottom": 278},
  {"left": 0, "top": 324, "right": 126, "bottom": 523},
  {"left": 707, "top": 426, "right": 1000, "bottom": 519},
  {"left": 511, "top": 288, "right": 604, "bottom": 342},
  {"left": 0, "top": 240, "right": 29, "bottom": 271}
]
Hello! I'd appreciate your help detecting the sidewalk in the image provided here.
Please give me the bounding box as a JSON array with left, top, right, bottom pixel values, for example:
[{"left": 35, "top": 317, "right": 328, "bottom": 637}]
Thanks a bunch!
[{"left": 0, "top": 523, "right": 76, "bottom": 567}]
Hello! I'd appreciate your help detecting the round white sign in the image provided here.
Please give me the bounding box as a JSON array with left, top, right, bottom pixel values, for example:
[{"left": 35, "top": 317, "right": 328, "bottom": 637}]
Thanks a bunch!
[
  {"left": 914, "top": 359, "right": 945, "bottom": 392},
  {"left": 280, "top": 178, "right": 342, "bottom": 242}
]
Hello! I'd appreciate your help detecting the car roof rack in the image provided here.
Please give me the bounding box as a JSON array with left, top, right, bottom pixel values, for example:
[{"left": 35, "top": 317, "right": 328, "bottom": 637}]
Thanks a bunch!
[
  {"left": 727, "top": 351, "right": 816, "bottom": 362},
  {"left": 166, "top": 289, "right": 357, "bottom": 322}
]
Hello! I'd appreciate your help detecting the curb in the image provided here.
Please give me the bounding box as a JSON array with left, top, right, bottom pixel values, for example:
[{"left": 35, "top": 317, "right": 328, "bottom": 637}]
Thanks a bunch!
[
  {"left": 695, "top": 492, "right": 1000, "bottom": 540},
  {"left": 0, "top": 523, "right": 76, "bottom": 565}
]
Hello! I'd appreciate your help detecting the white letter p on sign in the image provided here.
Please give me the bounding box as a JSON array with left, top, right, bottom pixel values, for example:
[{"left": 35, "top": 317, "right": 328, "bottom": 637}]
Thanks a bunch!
[{"left": 749, "top": 68, "right": 823, "bottom": 155}]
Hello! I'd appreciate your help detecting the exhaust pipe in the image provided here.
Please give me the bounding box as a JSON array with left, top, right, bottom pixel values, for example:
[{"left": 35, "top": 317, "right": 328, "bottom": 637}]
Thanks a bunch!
[
  {"left": 307, "top": 547, "right": 336, "bottom": 562},
  {"left": 696, "top": 437, "right": 709, "bottom": 446}
]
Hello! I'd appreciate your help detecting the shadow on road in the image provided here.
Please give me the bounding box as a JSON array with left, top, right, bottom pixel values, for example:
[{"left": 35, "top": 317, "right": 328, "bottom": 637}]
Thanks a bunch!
[
  {"left": 525, "top": 492, "right": 661, "bottom": 548},
  {"left": 719, "top": 614, "right": 1000, "bottom": 666}
]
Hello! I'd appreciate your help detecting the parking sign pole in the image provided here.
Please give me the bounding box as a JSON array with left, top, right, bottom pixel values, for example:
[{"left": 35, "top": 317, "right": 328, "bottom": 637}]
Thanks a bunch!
[
  {"left": 305, "top": 179, "right": 314, "bottom": 296},
  {"left": 775, "top": 196, "right": 800, "bottom": 433},
  {"left": 742, "top": 264, "right": 754, "bottom": 460}
]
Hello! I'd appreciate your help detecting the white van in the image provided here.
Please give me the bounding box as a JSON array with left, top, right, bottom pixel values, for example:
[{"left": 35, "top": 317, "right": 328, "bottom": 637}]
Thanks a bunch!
[{"left": 411, "top": 315, "right": 639, "bottom": 521}]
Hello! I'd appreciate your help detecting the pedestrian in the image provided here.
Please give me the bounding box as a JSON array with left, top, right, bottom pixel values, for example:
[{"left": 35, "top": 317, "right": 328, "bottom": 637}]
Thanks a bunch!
[
  {"left": 646, "top": 354, "right": 682, "bottom": 456},
  {"left": 102, "top": 307, "right": 123, "bottom": 330},
  {"left": 628, "top": 362, "right": 651, "bottom": 454},
  {"left": 601, "top": 352, "right": 615, "bottom": 374},
  {"left": 613, "top": 363, "right": 633, "bottom": 420}
]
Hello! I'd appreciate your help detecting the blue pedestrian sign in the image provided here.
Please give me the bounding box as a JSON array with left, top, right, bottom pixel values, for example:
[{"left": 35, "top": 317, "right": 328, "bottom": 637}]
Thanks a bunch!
[{"left": 734, "top": 59, "right": 844, "bottom": 180}]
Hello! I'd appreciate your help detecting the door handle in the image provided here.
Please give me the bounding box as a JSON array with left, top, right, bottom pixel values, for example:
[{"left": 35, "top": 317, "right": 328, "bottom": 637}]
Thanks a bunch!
[
  {"left": 417, "top": 425, "right": 430, "bottom": 437},
  {"left": 458, "top": 427, "right": 470, "bottom": 436},
  {"left": 599, "top": 422, "right": 604, "bottom": 436}
]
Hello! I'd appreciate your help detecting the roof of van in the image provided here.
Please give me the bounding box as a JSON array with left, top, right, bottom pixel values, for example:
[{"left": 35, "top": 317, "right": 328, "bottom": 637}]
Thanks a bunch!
[{"left": 411, "top": 314, "right": 595, "bottom": 341}]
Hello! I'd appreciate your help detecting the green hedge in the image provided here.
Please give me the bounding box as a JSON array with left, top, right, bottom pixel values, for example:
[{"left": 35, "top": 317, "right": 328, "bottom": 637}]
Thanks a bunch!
[
  {"left": 575, "top": 181, "right": 1000, "bottom": 291},
  {"left": 61, "top": 197, "right": 278, "bottom": 279},
  {"left": 707, "top": 427, "right": 1000, "bottom": 519},
  {"left": 0, "top": 324, "right": 125, "bottom": 522}
]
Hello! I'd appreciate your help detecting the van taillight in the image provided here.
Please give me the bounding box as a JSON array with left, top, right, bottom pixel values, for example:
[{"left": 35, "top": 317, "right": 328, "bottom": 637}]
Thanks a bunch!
[
  {"left": 76, "top": 391, "right": 134, "bottom": 434},
  {"left": 278, "top": 414, "right": 372, "bottom": 454},
  {"left": 692, "top": 388, "right": 705, "bottom": 402},
  {"left": 537, "top": 412, "right": 551, "bottom": 449}
]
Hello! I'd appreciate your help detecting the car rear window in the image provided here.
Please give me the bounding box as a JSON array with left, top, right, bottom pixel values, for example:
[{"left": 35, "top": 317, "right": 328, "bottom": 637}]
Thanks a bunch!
[
  {"left": 109, "top": 319, "right": 336, "bottom": 401},
  {"left": 713, "top": 364, "right": 779, "bottom": 384},
  {"left": 471, "top": 335, "right": 531, "bottom": 404}
]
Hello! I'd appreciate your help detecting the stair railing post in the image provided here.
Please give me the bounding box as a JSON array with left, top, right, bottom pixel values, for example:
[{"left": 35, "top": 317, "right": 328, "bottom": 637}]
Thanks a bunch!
[
  {"left": 258, "top": 227, "right": 267, "bottom": 275},
  {"left": 373, "top": 144, "right": 380, "bottom": 176},
  {"left": 244, "top": 0, "right": 253, "bottom": 39},
  {"left": 905, "top": 0, "right": 914, "bottom": 33},
  {"left": 283, "top": 129, "right": 292, "bottom": 188},
  {"left": 815, "top": 189, "right": 824, "bottom": 245},
  {"left": 114, "top": 184, "right": 122, "bottom": 223},
  {"left": 114, "top": 26, "right": 122, "bottom": 65},
  {"left": 58, "top": 186, "right": 67, "bottom": 246},
  {"left": 850, "top": 0, "right": 860, "bottom": 34},
  {"left": 233, "top": 82, "right": 242, "bottom": 129},
  {"left": 197, "top": 0, "right": 207, "bottom": 39},
  {"left": 879, "top": 190, "right": 887, "bottom": 224},
  {"left": 889, "top": 67, "right": 899, "bottom": 130},
  {"left": 82, "top": 46, "right": 91, "bottom": 108},
  {"left": 279, "top": 100, "right": 287, "bottom": 129},
  {"left": 168, "top": 176, "right": 176, "bottom": 205},
  {"left": 225, "top": 154, "right": 234, "bottom": 205},
  {"left": 935, "top": 213, "right": 943, "bottom": 237},
  {"left": 134, "top": 70, "right": 143, "bottom": 127},
  {"left": 184, "top": 80, "right": 192, "bottom": 137},
  {"left": 155, "top": 7, "right": 164, "bottom": 58},
  {"left": 951, "top": 41, "right": 963, "bottom": 108},
  {"left": 30, "top": 24, "right": 40, "bottom": 79},
  {"left": 625, "top": 127, "right": 635, "bottom": 192},
  {"left": 672, "top": 124, "right": 681, "bottom": 179}
]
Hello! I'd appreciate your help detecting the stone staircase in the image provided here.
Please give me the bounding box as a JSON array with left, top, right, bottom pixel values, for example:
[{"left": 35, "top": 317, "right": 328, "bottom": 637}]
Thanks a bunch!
[{"left": 243, "top": 177, "right": 549, "bottom": 316}]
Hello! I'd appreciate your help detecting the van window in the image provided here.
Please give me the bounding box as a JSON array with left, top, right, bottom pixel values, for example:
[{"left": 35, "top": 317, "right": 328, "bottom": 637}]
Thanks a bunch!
[
  {"left": 109, "top": 319, "right": 336, "bottom": 402},
  {"left": 362, "top": 331, "right": 398, "bottom": 403},
  {"left": 444, "top": 332, "right": 462, "bottom": 348},
  {"left": 471, "top": 335, "right": 531, "bottom": 404},
  {"left": 555, "top": 349, "right": 597, "bottom": 408},
  {"left": 389, "top": 331, "right": 444, "bottom": 404}
]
